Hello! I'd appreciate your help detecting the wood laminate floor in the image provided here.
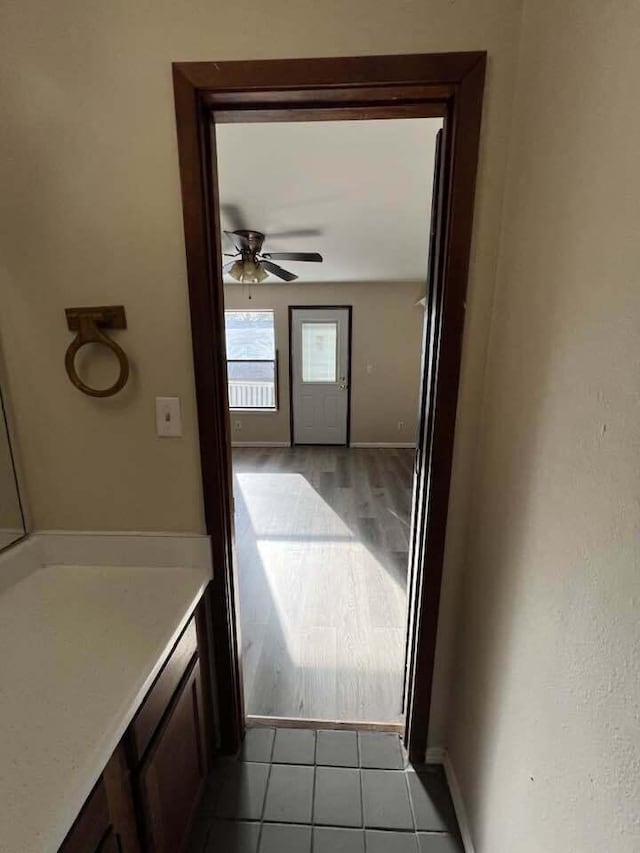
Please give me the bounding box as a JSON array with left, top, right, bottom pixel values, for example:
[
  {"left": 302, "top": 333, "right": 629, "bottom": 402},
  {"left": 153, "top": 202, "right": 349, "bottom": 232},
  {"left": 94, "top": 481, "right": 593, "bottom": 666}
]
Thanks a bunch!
[{"left": 233, "top": 447, "right": 414, "bottom": 723}]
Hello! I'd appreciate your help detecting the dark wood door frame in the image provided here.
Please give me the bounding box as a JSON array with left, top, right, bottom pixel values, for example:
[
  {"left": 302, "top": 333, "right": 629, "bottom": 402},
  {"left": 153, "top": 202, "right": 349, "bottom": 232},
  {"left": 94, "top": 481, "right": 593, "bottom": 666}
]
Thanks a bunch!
[
  {"left": 402, "top": 128, "right": 444, "bottom": 716},
  {"left": 288, "top": 305, "right": 353, "bottom": 448},
  {"left": 172, "top": 52, "right": 486, "bottom": 760}
]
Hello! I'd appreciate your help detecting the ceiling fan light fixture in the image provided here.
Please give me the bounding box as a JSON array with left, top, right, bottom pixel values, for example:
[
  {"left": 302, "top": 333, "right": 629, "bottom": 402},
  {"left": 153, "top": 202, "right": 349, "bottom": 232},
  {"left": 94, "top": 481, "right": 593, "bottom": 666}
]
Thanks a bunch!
[
  {"left": 222, "top": 227, "right": 323, "bottom": 283},
  {"left": 228, "top": 260, "right": 269, "bottom": 283}
]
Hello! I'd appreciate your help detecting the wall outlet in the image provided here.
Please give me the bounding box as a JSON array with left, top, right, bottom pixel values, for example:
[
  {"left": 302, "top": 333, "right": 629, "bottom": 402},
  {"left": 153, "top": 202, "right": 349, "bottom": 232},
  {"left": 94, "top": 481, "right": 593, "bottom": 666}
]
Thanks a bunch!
[
  {"left": 234, "top": 420, "right": 242, "bottom": 431},
  {"left": 156, "top": 397, "right": 182, "bottom": 437},
  {"left": 397, "top": 420, "right": 405, "bottom": 432}
]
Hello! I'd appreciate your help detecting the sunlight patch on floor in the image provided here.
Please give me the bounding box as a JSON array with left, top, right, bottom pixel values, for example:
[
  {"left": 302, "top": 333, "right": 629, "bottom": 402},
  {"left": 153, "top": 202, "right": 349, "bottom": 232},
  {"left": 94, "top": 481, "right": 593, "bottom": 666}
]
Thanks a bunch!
[
  {"left": 236, "top": 471, "right": 406, "bottom": 673},
  {"left": 233, "top": 456, "right": 411, "bottom": 721},
  {"left": 237, "top": 471, "right": 354, "bottom": 540}
]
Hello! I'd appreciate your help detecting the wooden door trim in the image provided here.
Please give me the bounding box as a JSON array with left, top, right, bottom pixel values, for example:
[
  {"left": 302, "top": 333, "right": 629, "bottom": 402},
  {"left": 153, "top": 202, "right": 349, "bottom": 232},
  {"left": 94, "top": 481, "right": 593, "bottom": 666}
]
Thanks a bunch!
[
  {"left": 172, "top": 52, "right": 486, "bottom": 759},
  {"left": 288, "top": 305, "right": 352, "bottom": 447}
]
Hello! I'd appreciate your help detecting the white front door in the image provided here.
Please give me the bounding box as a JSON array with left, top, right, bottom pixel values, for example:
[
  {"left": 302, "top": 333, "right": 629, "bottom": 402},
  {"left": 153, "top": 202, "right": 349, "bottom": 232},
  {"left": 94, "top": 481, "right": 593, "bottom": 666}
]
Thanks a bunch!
[{"left": 291, "top": 307, "right": 350, "bottom": 445}]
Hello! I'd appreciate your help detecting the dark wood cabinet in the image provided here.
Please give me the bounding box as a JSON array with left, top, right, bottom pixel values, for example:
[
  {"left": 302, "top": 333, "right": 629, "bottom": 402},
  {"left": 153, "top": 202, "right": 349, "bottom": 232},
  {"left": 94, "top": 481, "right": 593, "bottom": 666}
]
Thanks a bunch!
[
  {"left": 59, "top": 779, "right": 113, "bottom": 853},
  {"left": 58, "top": 595, "right": 214, "bottom": 853},
  {"left": 137, "top": 660, "right": 206, "bottom": 853},
  {"left": 129, "top": 619, "right": 198, "bottom": 764},
  {"left": 59, "top": 747, "right": 139, "bottom": 853},
  {"left": 98, "top": 829, "right": 122, "bottom": 853}
]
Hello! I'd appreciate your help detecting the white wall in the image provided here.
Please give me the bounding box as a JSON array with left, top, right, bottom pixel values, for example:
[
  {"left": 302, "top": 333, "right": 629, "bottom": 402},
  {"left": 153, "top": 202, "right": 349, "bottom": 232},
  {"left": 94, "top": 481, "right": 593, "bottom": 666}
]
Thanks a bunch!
[
  {"left": 447, "top": 1, "right": 640, "bottom": 850},
  {"left": 224, "top": 282, "right": 424, "bottom": 445}
]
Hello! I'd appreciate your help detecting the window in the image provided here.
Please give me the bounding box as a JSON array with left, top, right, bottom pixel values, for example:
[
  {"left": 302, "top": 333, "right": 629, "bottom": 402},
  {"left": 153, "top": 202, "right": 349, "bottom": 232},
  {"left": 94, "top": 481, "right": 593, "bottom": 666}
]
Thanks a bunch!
[
  {"left": 301, "top": 321, "right": 338, "bottom": 383},
  {"left": 225, "top": 310, "right": 278, "bottom": 410}
]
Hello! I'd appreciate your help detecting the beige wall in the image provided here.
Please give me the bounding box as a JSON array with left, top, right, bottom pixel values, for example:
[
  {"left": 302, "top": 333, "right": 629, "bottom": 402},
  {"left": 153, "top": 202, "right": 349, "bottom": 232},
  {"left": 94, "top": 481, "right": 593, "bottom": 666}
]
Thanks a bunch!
[
  {"left": 2, "top": 4, "right": 638, "bottom": 840},
  {"left": 0, "top": 0, "right": 524, "bottom": 744},
  {"left": 0, "top": 0, "right": 522, "bottom": 534},
  {"left": 448, "top": 1, "right": 640, "bottom": 850},
  {"left": 0, "top": 350, "right": 28, "bottom": 538},
  {"left": 0, "top": 412, "right": 24, "bottom": 533},
  {"left": 224, "top": 282, "right": 424, "bottom": 445}
]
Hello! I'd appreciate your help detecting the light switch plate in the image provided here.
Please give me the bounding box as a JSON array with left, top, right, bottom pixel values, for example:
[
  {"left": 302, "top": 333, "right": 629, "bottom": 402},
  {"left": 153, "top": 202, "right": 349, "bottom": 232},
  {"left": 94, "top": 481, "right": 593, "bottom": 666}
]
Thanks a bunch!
[{"left": 155, "top": 397, "right": 182, "bottom": 437}]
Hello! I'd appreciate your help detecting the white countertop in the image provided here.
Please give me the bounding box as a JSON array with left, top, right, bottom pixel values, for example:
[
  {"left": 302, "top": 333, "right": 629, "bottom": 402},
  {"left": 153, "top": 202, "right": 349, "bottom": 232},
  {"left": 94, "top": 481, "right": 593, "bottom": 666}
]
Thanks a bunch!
[{"left": 0, "top": 563, "right": 210, "bottom": 853}]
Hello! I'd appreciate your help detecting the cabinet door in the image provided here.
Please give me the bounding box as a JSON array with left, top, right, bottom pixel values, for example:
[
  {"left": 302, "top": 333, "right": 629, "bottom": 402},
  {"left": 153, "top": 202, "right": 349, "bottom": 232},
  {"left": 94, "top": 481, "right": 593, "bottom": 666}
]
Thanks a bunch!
[
  {"left": 98, "top": 828, "right": 121, "bottom": 853},
  {"left": 138, "top": 660, "right": 206, "bottom": 853},
  {"left": 129, "top": 618, "right": 198, "bottom": 764},
  {"left": 59, "top": 778, "right": 112, "bottom": 853}
]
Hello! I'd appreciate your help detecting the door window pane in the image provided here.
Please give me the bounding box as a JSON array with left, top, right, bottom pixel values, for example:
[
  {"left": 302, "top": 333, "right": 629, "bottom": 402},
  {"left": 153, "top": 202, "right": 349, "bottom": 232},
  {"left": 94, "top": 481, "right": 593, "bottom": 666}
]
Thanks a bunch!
[{"left": 302, "top": 322, "right": 337, "bottom": 383}]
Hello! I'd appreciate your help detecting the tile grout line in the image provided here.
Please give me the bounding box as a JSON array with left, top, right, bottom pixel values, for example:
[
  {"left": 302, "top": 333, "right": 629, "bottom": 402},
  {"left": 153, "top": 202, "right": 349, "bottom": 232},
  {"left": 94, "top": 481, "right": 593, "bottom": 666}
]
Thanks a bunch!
[
  {"left": 358, "top": 732, "right": 368, "bottom": 853},
  {"left": 211, "top": 729, "right": 464, "bottom": 851},
  {"left": 403, "top": 756, "right": 419, "bottom": 851},
  {"left": 256, "top": 729, "right": 277, "bottom": 852},
  {"left": 310, "top": 730, "right": 317, "bottom": 853}
]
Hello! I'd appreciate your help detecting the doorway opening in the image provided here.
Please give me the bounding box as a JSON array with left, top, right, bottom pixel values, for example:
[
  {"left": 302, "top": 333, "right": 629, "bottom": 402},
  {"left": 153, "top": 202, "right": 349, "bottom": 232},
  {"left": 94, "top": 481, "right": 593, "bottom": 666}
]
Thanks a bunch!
[
  {"left": 217, "top": 116, "right": 441, "bottom": 727},
  {"left": 172, "top": 53, "right": 486, "bottom": 760}
]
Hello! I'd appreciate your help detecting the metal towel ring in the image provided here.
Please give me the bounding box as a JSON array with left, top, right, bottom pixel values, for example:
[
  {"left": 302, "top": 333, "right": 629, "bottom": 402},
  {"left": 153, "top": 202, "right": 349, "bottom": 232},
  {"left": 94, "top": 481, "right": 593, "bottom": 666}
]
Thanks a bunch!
[{"left": 64, "top": 306, "right": 130, "bottom": 398}]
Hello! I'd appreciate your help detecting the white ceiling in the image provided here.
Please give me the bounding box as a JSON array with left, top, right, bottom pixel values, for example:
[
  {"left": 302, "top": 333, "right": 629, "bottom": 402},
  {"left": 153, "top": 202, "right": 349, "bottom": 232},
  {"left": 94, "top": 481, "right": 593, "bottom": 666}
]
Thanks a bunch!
[{"left": 215, "top": 118, "right": 442, "bottom": 284}]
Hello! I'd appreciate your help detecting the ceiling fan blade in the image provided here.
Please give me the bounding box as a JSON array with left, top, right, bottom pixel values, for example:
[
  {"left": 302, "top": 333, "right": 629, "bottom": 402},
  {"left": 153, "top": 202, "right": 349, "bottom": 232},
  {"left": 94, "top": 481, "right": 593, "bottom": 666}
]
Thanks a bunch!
[
  {"left": 262, "top": 252, "right": 323, "bottom": 263},
  {"left": 261, "top": 260, "right": 298, "bottom": 282},
  {"left": 220, "top": 204, "right": 248, "bottom": 232}
]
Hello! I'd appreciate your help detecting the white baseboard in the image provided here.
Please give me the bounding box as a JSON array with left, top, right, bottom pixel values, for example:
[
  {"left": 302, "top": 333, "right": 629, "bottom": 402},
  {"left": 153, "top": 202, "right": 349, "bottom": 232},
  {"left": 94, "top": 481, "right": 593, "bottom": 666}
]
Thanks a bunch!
[
  {"left": 443, "top": 752, "right": 476, "bottom": 853},
  {"left": 232, "top": 441, "right": 291, "bottom": 447},
  {"left": 425, "top": 746, "right": 446, "bottom": 763},
  {"left": 350, "top": 442, "right": 416, "bottom": 448},
  {"left": 419, "top": 748, "right": 475, "bottom": 853},
  {"left": 231, "top": 441, "right": 415, "bottom": 449}
]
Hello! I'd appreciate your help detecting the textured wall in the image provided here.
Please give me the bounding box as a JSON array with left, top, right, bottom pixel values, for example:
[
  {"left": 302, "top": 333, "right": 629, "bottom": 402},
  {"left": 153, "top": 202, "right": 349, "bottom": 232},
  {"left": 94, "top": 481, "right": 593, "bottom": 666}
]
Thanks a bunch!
[
  {"left": 224, "top": 282, "right": 424, "bottom": 445},
  {"left": 448, "top": 1, "right": 640, "bottom": 850}
]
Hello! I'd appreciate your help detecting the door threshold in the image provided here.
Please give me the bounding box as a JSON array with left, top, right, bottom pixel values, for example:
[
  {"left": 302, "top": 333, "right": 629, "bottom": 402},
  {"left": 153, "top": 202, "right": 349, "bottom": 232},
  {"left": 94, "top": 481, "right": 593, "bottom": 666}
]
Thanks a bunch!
[{"left": 246, "top": 714, "right": 404, "bottom": 734}]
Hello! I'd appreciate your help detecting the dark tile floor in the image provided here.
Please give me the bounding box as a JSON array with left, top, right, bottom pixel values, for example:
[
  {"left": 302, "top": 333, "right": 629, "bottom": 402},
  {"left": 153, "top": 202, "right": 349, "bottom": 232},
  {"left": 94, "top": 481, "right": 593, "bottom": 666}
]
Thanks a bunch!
[{"left": 188, "top": 729, "right": 463, "bottom": 853}]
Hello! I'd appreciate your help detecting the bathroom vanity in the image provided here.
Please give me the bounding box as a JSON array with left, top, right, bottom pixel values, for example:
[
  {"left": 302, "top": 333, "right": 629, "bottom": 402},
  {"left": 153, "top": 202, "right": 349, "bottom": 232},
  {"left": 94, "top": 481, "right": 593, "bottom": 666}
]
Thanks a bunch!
[
  {"left": 0, "top": 560, "right": 215, "bottom": 853},
  {"left": 0, "top": 305, "right": 218, "bottom": 852}
]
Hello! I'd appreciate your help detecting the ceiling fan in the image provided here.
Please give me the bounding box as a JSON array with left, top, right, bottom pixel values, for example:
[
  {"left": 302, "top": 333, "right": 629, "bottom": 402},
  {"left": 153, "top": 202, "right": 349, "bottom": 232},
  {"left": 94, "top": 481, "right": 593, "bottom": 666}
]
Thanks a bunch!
[{"left": 222, "top": 230, "right": 323, "bottom": 283}]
